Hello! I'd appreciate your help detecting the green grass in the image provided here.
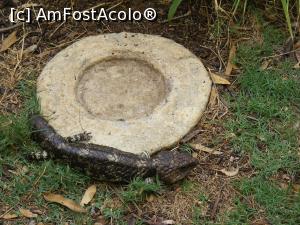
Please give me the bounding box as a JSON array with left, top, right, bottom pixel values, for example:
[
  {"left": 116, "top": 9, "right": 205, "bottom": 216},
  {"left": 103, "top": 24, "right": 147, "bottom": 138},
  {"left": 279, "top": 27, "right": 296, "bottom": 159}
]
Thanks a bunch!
[
  {"left": 168, "top": 0, "right": 184, "bottom": 21},
  {"left": 121, "top": 178, "right": 161, "bottom": 203},
  {"left": 0, "top": 80, "right": 39, "bottom": 154},
  {"left": 102, "top": 208, "right": 125, "bottom": 224},
  {"left": 224, "top": 25, "right": 300, "bottom": 224},
  {"left": 169, "top": 0, "right": 300, "bottom": 38}
]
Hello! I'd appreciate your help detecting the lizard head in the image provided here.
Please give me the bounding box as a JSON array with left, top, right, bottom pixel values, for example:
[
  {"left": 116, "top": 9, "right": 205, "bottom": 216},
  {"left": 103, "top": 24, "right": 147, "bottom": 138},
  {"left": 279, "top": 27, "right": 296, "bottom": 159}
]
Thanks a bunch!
[{"left": 152, "top": 150, "right": 198, "bottom": 184}]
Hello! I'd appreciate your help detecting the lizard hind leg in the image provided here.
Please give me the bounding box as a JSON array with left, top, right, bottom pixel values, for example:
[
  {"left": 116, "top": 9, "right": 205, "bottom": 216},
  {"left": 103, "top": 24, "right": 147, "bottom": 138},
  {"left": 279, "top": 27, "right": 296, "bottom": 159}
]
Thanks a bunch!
[{"left": 27, "top": 150, "right": 49, "bottom": 161}]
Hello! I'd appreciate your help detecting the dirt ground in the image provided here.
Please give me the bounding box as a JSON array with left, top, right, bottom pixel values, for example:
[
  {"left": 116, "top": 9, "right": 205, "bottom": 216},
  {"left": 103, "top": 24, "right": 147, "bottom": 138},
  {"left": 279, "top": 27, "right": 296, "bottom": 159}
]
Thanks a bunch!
[{"left": 0, "top": 1, "right": 269, "bottom": 224}]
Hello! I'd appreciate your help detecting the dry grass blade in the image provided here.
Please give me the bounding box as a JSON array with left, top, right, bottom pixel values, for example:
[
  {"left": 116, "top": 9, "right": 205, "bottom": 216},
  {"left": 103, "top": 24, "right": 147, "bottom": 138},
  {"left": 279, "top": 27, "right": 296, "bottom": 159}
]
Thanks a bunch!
[
  {"left": 0, "top": 31, "right": 17, "bottom": 52},
  {"left": 181, "top": 129, "right": 203, "bottom": 143},
  {"left": 44, "top": 193, "right": 87, "bottom": 213},
  {"left": 80, "top": 184, "right": 97, "bottom": 206},
  {"left": 19, "top": 208, "right": 38, "bottom": 218},
  {"left": 189, "top": 143, "right": 223, "bottom": 155}
]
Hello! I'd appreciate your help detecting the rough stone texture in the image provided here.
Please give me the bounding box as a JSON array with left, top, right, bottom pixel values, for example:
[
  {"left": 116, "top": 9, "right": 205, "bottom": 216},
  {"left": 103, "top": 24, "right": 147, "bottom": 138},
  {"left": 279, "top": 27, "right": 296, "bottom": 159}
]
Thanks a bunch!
[
  {"left": 77, "top": 58, "right": 167, "bottom": 120},
  {"left": 37, "top": 32, "right": 212, "bottom": 155}
]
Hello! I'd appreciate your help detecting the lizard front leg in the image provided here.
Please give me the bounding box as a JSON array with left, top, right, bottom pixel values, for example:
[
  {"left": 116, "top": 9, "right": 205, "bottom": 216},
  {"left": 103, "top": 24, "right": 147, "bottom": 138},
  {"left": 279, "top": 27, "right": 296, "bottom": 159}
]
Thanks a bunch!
[{"left": 65, "top": 131, "right": 92, "bottom": 143}]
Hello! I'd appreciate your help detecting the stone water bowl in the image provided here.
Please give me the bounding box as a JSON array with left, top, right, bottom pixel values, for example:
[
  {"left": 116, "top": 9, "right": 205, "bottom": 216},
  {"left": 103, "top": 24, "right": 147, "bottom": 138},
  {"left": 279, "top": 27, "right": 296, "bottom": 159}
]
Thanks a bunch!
[{"left": 37, "top": 32, "right": 212, "bottom": 155}]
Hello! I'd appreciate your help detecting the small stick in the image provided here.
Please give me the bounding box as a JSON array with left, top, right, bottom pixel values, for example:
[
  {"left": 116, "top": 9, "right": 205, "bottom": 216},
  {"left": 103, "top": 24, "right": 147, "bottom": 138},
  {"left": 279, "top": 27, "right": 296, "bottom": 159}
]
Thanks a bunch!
[
  {"left": 49, "top": 21, "right": 66, "bottom": 38},
  {"left": 262, "top": 49, "right": 299, "bottom": 59},
  {"left": 0, "top": 206, "right": 14, "bottom": 219},
  {"left": 199, "top": 45, "right": 226, "bottom": 69},
  {"left": 0, "top": 23, "right": 23, "bottom": 33},
  {"left": 25, "top": 165, "right": 48, "bottom": 200},
  {"left": 106, "top": 1, "right": 123, "bottom": 11},
  {"left": 210, "top": 186, "right": 223, "bottom": 220},
  {"left": 84, "top": 2, "right": 107, "bottom": 11}
]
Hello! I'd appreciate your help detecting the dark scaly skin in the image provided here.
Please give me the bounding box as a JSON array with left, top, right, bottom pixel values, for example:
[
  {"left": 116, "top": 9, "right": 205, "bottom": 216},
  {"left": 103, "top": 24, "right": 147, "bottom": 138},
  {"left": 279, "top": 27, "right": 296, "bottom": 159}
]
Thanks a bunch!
[{"left": 31, "top": 115, "right": 198, "bottom": 184}]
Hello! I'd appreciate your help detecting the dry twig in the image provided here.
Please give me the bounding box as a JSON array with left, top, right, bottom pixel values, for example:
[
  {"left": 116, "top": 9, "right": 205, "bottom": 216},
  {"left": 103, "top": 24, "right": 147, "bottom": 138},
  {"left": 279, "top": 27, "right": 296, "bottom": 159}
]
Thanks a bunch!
[{"left": 0, "top": 23, "right": 23, "bottom": 33}]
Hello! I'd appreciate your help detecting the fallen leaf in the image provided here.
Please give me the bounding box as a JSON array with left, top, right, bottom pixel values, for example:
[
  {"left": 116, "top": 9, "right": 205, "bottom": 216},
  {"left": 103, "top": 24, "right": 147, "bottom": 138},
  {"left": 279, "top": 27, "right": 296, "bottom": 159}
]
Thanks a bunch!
[
  {"left": 225, "top": 44, "right": 237, "bottom": 76},
  {"left": 80, "top": 185, "right": 97, "bottom": 206},
  {"left": 1, "top": 213, "right": 18, "bottom": 220},
  {"left": 190, "top": 143, "right": 223, "bottom": 155},
  {"left": 293, "top": 184, "right": 300, "bottom": 193},
  {"left": 9, "top": 165, "right": 29, "bottom": 176},
  {"left": 19, "top": 208, "right": 38, "bottom": 218},
  {"left": 162, "top": 220, "right": 176, "bottom": 224},
  {"left": 29, "top": 220, "right": 36, "bottom": 225},
  {"left": 219, "top": 168, "right": 239, "bottom": 177},
  {"left": 282, "top": 174, "right": 290, "bottom": 180},
  {"left": 44, "top": 193, "right": 87, "bottom": 213},
  {"left": 295, "top": 40, "right": 300, "bottom": 48},
  {"left": 278, "top": 182, "right": 289, "bottom": 190},
  {"left": 31, "top": 209, "right": 43, "bottom": 215},
  {"left": 94, "top": 223, "right": 104, "bottom": 225},
  {"left": 128, "top": 215, "right": 136, "bottom": 225},
  {"left": 94, "top": 216, "right": 106, "bottom": 225},
  {"left": 260, "top": 59, "right": 272, "bottom": 70},
  {"left": 0, "top": 31, "right": 17, "bottom": 52},
  {"left": 210, "top": 72, "right": 231, "bottom": 85},
  {"left": 232, "top": 63, "right": 239, "bottom": 70},
  {"left": 21, "top": 44, "right": 38, "bottom": 56},
  {"left": 146, "top": 194, "right": 156, "bottom": 202},
  {"left": 293, "top": 62, "right": 300, "bottom": 69},
  {"left": 227, "top": 133, "right": 236, "bottom": 138}
]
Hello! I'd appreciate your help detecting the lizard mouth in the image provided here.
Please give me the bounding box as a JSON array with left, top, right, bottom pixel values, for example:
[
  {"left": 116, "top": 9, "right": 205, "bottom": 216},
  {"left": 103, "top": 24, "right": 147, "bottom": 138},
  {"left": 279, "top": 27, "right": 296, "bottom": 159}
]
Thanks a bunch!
[{"left": 160, "top": 160, "right": 198, "bottom": 184}]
